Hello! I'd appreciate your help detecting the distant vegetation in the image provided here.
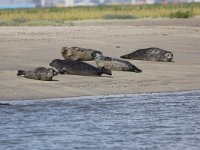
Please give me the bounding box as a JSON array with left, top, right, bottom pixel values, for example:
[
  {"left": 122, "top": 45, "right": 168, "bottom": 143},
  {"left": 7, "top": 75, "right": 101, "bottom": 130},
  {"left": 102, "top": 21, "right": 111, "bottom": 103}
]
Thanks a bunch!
[
  {"left": 0, "top": 3, "right": 200, "bottom": 26},
  {"left": 169, "top": 11, "right": 194, "bottom": 18},
  {"left": 102, "top": 14, "right": 137, "bottom": 19}
]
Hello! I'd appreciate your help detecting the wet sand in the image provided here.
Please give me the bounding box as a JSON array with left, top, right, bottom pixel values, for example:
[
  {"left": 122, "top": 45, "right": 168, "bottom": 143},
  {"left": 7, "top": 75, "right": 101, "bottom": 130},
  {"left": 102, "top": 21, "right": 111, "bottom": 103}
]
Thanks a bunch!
[{"left": 0, "top": 18, "right": 200, "bottom": 100}]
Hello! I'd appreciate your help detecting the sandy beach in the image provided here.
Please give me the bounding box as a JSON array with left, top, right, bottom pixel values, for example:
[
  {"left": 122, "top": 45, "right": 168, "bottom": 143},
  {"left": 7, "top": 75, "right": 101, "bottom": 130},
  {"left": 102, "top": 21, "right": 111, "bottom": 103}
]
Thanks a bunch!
[{"left": 0, "top": 18, "right": 200, "bottom": 100}]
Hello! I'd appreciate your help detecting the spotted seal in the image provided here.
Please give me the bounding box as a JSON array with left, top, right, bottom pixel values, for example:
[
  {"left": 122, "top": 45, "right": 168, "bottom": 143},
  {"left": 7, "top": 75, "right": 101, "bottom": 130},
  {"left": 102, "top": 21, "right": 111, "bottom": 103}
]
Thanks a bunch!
[
  {"left": 61, "top": 47, "right": 102, "bottom": 61},
  {"left": 49, "top": 59, "right": 112, "bottom": 76},
  {"left": 120, "top": 47, "right": 173, "bottom": 62},
  {"left": 17, "top": 67, "right": 58, "bottom": 81},
  {"left": 92, "top": 53, "right": 142, "bottom": 73}
]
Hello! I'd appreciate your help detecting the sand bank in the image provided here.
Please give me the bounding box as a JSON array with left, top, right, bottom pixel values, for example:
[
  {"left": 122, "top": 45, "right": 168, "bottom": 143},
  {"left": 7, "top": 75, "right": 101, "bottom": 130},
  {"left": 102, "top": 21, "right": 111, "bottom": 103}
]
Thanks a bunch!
[{"left": 0, "top": 18, "right": 200, "bottom": 100}]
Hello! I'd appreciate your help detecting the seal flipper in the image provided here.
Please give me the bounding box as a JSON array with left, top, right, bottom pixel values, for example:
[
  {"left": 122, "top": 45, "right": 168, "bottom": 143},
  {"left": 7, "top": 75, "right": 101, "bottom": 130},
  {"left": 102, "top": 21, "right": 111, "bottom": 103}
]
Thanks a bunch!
[
  {"left": 17, "top": 70, "right": 25, "bottom": 76},
  {"left": 130, "top": 65, "right": 142, "bottom": 73},
  {"left": 58, "top": 68, "right": 65, "bottom": 74},
  {"left": 102, "top": 67, "right": 112, "bottom": 76},
  {"left": 134, "top": 68, "right": 142, "bottom": 73},
  {"left": 120, "top": 54, "right": 129, "bottom": 59}
]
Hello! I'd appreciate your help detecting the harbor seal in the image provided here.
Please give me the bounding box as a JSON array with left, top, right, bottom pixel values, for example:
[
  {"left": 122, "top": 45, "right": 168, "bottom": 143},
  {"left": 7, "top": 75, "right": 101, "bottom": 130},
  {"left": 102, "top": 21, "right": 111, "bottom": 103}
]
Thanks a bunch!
[
  {"left": 61, "top": 47, "right": 102, "bottom": 61},
  {"left": 17, "top": 67, "right": 58, "bottom": 81},
  {"left": 120, "top": 47, "right": 173, "bottom": 62},
  {"left": 49, "top": 59, "right": 112, "bottom": 76},
  {"left": 92, "top": 53, "right": 142, "bottom": 73}
]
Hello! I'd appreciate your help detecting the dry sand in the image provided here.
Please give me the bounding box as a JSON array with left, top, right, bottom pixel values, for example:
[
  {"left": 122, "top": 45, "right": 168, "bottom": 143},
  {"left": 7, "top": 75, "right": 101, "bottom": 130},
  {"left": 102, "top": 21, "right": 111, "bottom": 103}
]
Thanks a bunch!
[{"left": 0, "top": 18, "right": 200, "bottom": 100}]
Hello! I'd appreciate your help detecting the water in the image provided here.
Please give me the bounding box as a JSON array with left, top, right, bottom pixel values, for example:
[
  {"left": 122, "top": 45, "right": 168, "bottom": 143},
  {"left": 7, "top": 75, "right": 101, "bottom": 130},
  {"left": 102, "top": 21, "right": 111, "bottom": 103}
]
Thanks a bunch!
[{"left": 0, "top": 91, "right": 200, "bottom": 150}]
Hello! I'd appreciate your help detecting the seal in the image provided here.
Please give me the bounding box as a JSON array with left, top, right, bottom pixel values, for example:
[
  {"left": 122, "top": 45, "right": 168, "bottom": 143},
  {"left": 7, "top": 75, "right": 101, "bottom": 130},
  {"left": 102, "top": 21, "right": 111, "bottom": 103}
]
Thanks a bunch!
[
  {"left": 61, "top": 47, "right": 103, "bottom": 61},
  {"left": 120, "top": 47, "right": 173, "bottom": 62},
  {"left": 92, "top": 53, "right": 142, "bottom": 73},
  {"left": 49, "top": 59, "right": 112, "bottom": 76},
  {"left": 17, "top": 67, "right": 58, "bottom": 81}
]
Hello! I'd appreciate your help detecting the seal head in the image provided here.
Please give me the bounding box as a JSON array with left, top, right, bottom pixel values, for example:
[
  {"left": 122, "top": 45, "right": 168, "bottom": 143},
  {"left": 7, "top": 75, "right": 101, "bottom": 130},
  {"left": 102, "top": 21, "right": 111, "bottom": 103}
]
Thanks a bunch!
[{"left": 120, "top": 47, "right": 173, "bottom": 62}]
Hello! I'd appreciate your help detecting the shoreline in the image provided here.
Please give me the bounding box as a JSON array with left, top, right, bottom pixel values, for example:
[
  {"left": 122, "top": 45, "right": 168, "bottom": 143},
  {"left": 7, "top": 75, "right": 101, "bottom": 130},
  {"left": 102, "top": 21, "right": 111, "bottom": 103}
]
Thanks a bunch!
[
  {"left": 1, "top": 90, "right": 200, "bottom": 103},
  {"left": 0, "top": 18, "right": 200, "bottom": 101}
]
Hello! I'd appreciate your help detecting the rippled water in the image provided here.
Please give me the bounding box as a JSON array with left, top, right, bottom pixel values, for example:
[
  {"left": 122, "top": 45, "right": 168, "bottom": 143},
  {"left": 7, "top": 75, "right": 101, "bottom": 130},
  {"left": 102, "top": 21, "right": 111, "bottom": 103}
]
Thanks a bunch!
[{"left": 0, "top": 91, "right": 200, "bottom": 150}]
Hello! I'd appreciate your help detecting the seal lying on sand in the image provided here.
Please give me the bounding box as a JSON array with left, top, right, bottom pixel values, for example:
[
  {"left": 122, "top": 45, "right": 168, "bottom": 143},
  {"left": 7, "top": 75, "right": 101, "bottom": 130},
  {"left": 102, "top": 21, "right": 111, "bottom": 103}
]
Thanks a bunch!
[
  {"left": 49, "top": 59, "right": 112, "bottom": 76},
  {"left": 17, "top": 67, "right": 58, "bottom": 81},
  {"left": 120, "top": 47, "right": 173, "bottom": 62},
  {"left": 92, "top": 53, "right": 142, "bottom": 73},
  {"left": 61, "top": 47, "right": 102, "bottom": 61}
]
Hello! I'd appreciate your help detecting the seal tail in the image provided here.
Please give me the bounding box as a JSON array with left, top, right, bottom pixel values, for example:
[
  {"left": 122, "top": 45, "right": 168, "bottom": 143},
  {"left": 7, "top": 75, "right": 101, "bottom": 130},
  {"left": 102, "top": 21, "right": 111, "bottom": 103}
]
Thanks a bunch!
[
  {"left": 102, "top": 67, "right": 112, "bottom": 76},
  {"left": 134, "top": 68, "right": 142, "bottom": 73},
  {"left": 131, "top": 65, "right": 142, "bottom": 73},
  {"left": 17, "top": 70, "right": 25, "bottom": 76},
  {"left": 120, "top": 54, "right": 129, "bottom": 59}
]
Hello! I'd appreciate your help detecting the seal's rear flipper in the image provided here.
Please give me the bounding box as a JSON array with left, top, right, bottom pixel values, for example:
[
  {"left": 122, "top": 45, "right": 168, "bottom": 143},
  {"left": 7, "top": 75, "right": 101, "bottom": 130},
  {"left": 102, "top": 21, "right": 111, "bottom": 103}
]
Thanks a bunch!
[
  {"left": 58, "top": 68, "right": 66, "bottom": 74},
  {"left": 102, "top": 67, "right": 112, "bottom": 76},
  {"left": 17, "top": 70, "right": 25, "bottom": 76},
  {"left": 134, "top": 67, "right": 142, "bottom": 73},
  {"left": 120, "top": 54, "right": 129, "bottom": 59}
]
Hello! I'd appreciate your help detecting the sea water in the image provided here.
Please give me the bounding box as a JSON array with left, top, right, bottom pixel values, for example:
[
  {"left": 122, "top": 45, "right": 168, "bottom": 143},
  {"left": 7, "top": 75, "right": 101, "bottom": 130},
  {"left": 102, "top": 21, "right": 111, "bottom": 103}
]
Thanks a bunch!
[{"left": 0, "top": 91, "right": 200, "bottom": 150}]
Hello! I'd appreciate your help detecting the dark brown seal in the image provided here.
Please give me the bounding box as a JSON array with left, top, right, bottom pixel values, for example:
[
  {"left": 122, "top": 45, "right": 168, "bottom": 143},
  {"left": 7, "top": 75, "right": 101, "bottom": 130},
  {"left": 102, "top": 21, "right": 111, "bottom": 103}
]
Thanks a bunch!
[
  {"left": 120, "top": 47, "right": 173, "bottom": 62},
  {"left": 49, "top": 59, "right": 112, "bottom": 76},
  {"left": 61, "top": 47, "right": 102, "bottom": 61},
  {"left": 17, "top": 67, "right": 58, "bottom": 81}
]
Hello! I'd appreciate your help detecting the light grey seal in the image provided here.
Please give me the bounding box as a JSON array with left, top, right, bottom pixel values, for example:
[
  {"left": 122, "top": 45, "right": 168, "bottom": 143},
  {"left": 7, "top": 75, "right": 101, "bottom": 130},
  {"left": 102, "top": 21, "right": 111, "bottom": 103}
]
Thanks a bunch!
[
  {"left": 17, "top": 67, "right": 58, "bottom": 81},
  {"left": 91, "top": 53, "right": 142, "bottom": 73},
  {"left": 49, "top": 59, "right": 112, "bottom": 76},
  {"left": 61, "top": 47, "right": 102, "bottom": 61},
  {"left": 120, "top": 47, "right": 173, "bottom": 62}
]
